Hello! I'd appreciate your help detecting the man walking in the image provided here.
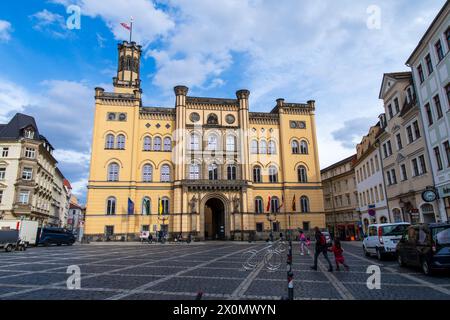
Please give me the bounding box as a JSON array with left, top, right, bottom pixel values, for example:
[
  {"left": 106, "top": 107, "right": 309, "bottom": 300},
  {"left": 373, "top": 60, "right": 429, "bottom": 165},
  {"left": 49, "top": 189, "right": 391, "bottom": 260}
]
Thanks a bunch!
[{"left": 310, "top": 227, "right": 333, "bottom": 272}]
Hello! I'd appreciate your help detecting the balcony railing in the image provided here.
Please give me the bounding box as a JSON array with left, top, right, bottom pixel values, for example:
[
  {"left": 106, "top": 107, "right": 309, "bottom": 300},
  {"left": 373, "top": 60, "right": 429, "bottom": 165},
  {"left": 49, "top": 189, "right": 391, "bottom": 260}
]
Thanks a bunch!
[{"left": 182, "top": 179, "right": 247, "bottom": 190}]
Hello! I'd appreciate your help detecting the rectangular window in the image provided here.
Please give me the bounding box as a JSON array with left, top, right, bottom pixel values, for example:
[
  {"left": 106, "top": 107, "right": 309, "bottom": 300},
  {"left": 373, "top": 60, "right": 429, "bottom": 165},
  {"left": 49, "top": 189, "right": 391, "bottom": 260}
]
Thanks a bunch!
[
  {"left": 434, "top": 95, "right": 443, "bottom": 119},
  {"left": 0, "top": 168, "right": 5, "bottom": 180},
  {"left": 425, "top": 54, "right": 433, "bottom": 74},
  {"left": 18, "top": 191, "right": 29, "bottom": 204},
  {"left": 375, "top": 154, "right": 380, "bottom": 171},
  {"left": 24, "top": 148, "right": 36, "bottom": 159},
  {"left": 434, "top": 147, "right": 444, "bottom": 171},
  {"left": 446, "top": 27, "right": 450, "bottom": 51},
  {"left": 386, "top": 171, "right": 392, "bottom": 186},
  {"left": 22, "top": 167, "right": 33, "bottom": 180},
  {"left": 412, "top": 158, "right": 420, "bottom": 177},
  {"left": 0, "top": 190, "right": 3, "bottom": 204},
  {"left": 400, "top": 164, "right": 408, "bottom": 181},
  {"left": 436, "top": 40, "right": 444, "bottom": 61},
  {"left": 413, "top": 121, "right": 421, "bottom": 139},
  {"left": 417, "top": 64, "right": 425, "bottom": 83},
  {"left": 387, "top": 141, "right": 392, "bottom": 156},
  {"left": 444, "top": 141, "right": 450, "bottom": 167},
  {"left": 383, "top": 144, "right": 388, "bottom": 158},
  {"left": 1, "top": 148, "right": 8, "bottom": 157},
  {"left": 406, "top": 125, "right": 414, "bottom": 144},
  {"left": 396, "top": 133, "right": 403, "bottom": 150},
  {"left": 256, "top": 223, "right": 264, "bottom": 233},
  {"left": 302, "top": 221, "right": 310, "bottom": 231},
  {"left": 388, "top": 104, "right": 393, "bottom": 119},
  {"left": 419, "top": 155, "right": 427, "bottom": 174},
  {"left": 394, "top": 98, "right": 400, "bottom": 114},
  {"left": 105, "top": 225, "right": 114, "bottom": 236},
  {"left": 391, "top": 169, "right": 397, "bottom": 184},
  {"left": 379, "top": 184, "right": 384, "bottom": 201},
  {"left": 446, "top": 84, "right": 450, "bottom": 107},
  {"left": 425, "top": 103, "right": 433, "bottom": 126},
  {"left": 374, "top": 186, "right": 379, "bottom": 202}
]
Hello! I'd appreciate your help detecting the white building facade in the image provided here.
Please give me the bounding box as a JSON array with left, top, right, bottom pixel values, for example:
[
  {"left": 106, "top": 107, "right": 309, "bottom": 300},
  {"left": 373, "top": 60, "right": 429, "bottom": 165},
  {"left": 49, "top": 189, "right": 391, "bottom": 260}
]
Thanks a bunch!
[{"left": 406, "top": 2, "right": 450, "bottom": 223}]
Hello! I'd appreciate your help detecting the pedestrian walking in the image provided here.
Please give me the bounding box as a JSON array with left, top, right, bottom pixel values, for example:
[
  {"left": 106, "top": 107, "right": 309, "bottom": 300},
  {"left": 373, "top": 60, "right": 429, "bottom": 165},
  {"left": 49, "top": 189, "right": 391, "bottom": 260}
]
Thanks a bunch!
[
  {"left": 310, "top": 227, "right": 333, "bottom": 272},
  {"left": 328, "top": 239, "right": 349, "bottom": 271},
  {"left": 298, "top": 230, "right": 310, "bottom": 255},
  {"left": 147, "top": 232, "right": 153, "bottom": 244}
]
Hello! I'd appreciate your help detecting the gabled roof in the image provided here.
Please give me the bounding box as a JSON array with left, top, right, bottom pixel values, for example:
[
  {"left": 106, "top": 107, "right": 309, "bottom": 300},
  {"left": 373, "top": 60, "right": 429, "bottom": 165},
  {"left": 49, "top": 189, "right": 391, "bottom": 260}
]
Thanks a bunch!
[
  {"left": 378, "top": 72, "right": 412, "bottom": 99},
  {"left": 0, "top": 113, "right": 41, "bottom": 140}
]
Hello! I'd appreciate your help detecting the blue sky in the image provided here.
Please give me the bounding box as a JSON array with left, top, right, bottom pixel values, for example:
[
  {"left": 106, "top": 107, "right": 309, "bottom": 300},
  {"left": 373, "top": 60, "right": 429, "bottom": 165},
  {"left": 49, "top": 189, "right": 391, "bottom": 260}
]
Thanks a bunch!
[{"left": 0, "top": 0, "right": 446, "bottom": 202}]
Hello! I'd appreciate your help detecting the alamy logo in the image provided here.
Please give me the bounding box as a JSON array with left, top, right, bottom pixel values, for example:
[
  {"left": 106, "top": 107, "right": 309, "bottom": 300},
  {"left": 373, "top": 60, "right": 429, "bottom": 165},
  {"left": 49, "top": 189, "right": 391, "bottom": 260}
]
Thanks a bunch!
[
  {"left": 366, "top": 265, "right": 381, "bottom": 290},
  {"left": 366, "top": 5, "right": 381, "bottom": 30},
  {"left": 66, "top": 5, "right": 81, "bottom": 30},
  {"left": 66, "top": 265, "right": 81, "bottom": 290}
]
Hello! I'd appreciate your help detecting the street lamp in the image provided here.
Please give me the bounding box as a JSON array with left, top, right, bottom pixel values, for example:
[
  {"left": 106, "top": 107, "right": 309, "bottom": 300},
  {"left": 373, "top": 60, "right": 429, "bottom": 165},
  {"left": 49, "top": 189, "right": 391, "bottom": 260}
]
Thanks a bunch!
[
  {"left": 266, "top": 212, "right": 277, "bottom": 241},
  {"left": 157, "top": 213, "right": 169, "bottom": 242}
]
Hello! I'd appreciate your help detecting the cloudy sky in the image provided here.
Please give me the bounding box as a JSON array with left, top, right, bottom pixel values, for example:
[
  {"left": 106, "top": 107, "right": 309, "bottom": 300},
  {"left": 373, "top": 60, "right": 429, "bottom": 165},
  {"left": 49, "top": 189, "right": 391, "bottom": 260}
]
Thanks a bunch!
[{"left": 0, "top": 0, "right": 445, "bottom": 202}]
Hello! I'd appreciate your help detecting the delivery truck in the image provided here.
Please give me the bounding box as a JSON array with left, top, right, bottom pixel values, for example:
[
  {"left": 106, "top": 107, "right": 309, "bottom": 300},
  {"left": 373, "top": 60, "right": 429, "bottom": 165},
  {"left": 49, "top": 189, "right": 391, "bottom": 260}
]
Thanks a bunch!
[{"left": 0, "top": 220, "right": 39, "bottom": 246}]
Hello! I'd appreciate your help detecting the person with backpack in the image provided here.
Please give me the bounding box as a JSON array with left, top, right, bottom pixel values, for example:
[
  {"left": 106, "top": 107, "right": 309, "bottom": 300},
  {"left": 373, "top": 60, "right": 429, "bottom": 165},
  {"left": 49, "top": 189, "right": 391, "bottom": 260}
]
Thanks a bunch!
[
  {"left": 310, "top": 227, "right": 333, "bottom": 272},
  {"left": 298, "top": 230, "right": 310, "bottom": 256},
  {"left": 328, "top": 239, "right": 349, "bottom": 271}
]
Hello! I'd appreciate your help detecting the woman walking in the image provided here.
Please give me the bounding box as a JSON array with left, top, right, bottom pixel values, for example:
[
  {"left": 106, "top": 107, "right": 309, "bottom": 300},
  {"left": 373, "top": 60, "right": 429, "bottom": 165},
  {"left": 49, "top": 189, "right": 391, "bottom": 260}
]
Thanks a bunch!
[{"left": 298, "top": 230, "right": 310, "bottom": 256}]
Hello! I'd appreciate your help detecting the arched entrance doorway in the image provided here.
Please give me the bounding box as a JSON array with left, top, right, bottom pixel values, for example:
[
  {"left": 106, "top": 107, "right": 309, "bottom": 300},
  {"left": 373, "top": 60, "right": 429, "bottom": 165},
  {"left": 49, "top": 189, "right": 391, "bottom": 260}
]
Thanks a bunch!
[{"left": 204, "top": 198, "right": 225, "bottom": 240}]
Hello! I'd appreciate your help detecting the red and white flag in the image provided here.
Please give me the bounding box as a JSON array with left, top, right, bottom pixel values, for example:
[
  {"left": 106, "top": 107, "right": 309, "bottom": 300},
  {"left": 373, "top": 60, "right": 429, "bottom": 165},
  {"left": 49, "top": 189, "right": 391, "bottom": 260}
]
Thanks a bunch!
[{"left": 121, "top": 22, "right": 131, "bottom": 31}]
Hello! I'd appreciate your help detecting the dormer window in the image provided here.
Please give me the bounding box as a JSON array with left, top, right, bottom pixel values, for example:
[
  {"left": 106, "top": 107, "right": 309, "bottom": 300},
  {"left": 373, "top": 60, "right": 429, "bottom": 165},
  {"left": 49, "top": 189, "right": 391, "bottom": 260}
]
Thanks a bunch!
[{"left": 24, "top": 129, "right": 34, "bottom": 139}]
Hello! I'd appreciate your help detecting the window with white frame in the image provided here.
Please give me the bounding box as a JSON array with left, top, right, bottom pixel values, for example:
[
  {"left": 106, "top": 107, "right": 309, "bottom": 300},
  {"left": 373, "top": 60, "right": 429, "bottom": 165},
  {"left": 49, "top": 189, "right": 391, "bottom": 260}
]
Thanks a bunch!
[
  {"left": 189, "top": 163, "right": 200, "bottom": 179},
  {"left": 0, "top": 167, "right": 5, "bottom": 180},
  {"left": 207, "top": 135, "right": 218, "bottom": 151},
  {"left": 107, "top": 163, "right": 119, "bottom": 181},
  {"left": 18, "top": 190, "right": 29, "bottom": 204},
  {"left": 300, "top": 196, "right": 310, "bottom": 213},
  {"left": 227, "top": 164, "right": 237, "bottom": 180},
  {"left": 161, "top": 197, "right": 169, "bottom": 214},
  {"left": 141, "top": 197, "right": 151, "bottom": 215},
  {"left": 153, "top": 137, "right": 162, "bottom": 151},
  {"left": 268, "top": 141, "right": 276, "bottom": 154},
  {"left": 142, "top": 164, "right": 153, "bottom": 182},
  {"left": 251, "top": 140, "right": 258, "bottom": 154},
  {"left": 400, "top": 164, "right": 408, "bottom": 181},
  {"left": 106, "top": 134, "right": 115, "bottom": 149},
  {"left": 116, "top": 134, "right": 126, "bottom": 149},
  {"left": 25, "top": 148, "right": 36, "bottom": 159},
  {"left": 106, "top": 197, "right": 116, "bottom": 215},
  {"left": 160, "top": 165, "right": 170, "bottom": 182},
  {"left": 300, "top": 141, "right": 308, "bottom": 154},
  {"left": 143, "top": 136, "right": 152, "bottom": 151},
  {"left": 254, "top": 197, "right": 263, "bottom": 214},
  {"left": 297, "top": 166, "right": 307, "bottom": 183},
  {"left": 269, "top": 165, "right": 278, "bottom": 183},
  {"left": 163, "top": 137, "right": 172, "bottom": 151},
  {"left": 208, "top": 163, "right": 218, "bottom": 180},
  {"left": 253, "top": 166, "right": 262, "bottom": 183},
  {"left": 190, "top": 134, "right": 200, "bottom": 151},
  {"left": 0, "top": 190, "right": 3, "bottom": 204},
  {"left": 226, "top": 135, "right": 236, "bottom": 152},
  {"left": 291, "top": 140, "right": 299, "bottom": 154},
  {"left": 259, "top": 140, "right": 267, "bottom": 154},
  {"left": 1, "top": 147, "right": 8, "bottom": 157},
  {"left": 22, "top": 167, "right": 33, "bottom": 180}
]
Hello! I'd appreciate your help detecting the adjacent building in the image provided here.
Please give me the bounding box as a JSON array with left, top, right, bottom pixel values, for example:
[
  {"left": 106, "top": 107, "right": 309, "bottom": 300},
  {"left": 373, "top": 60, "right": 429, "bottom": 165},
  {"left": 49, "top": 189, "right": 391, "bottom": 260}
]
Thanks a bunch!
[
  {"left": 378, "top": 72, "right": 440, "bottom": 224},
  {"left": 85, "top": 41, "right": 325, "bottom": 241},
  {"left": 0, "top": 113, "right": 70, "bottom": 226},
  {"left": 354, "top": 122, "right": 390, "bottom": 232},
  {"left": 321, "top": 155, "right": 360, "bottom": 241},
  {"left": 406, "top": 1, "right": 450, "bottom": 222}
]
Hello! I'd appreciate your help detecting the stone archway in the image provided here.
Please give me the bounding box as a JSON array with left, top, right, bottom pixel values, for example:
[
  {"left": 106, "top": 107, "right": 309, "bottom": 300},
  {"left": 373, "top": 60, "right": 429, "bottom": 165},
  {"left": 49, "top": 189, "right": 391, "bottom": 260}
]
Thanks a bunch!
[{"left": 200, "top": 194, "right": 230, "bottom": 240}]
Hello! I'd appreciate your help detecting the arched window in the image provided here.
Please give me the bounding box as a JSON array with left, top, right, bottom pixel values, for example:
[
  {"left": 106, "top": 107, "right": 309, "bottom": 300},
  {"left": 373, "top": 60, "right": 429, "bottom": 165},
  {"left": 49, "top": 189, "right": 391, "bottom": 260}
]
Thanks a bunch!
[
  {"left": 269, "top": 165, "right": 278, "bottom": 183},
  {"left": 208, "top": 163, "right": 218, "bottom": 180},
  {"left": 143, "top": 136, "right": 152, "bottom": 151},
  {"left": 153, "top": 137, "right": 162, "bottom": 151},
  {"left": 190, "top": 134, "right": 200, "bottom": 151},
  {"left": 271, "top": 196, "right": 279, "bottom": 213},
  {"left": 300, "top": 140, "right": 308, "bottom": 154},
  {"left": 107, "top": 163, "right": 119, "bottom": 181},
  {"left": 207, "top": 113, "right": 218, "bottom": 125},
  {"left": 105, "top": 134, "right": 115, "bottom": 149},
  {"left": 300, "top": 196, "right": 310, "bottom": 213},
  {"left": 268, "top": 141, "right": 276, "bottom": 154},
  {"left": 189, "top": 163, "right": 200, "bottom": 180},
  {"left": 297, "top": 166, "right": 308, "bottom": 183},
  {"left": 260, "top": 140, "right": 267, "bottom": 154},
  {"left": 207, "top": 135, "right": 218, "bottom": 151},
  {"left": 106, "top": 197, "right": 116, "bottom": 215},
  {"left": 141, "top": 197, "right": 151, "bottom": 215},
  {"left": 160, "top": 165, "right": 170, "bottom": 182},
  {"left": 116, "top": 134, "right": 126, "bottom": 149},
  {"left": 163, "top": 137, "right": 172, "bottom": 151},
  {"left": 379, "top": 216, "right": 388, "bottom": 224},
  {"left": 161, "top": 197, "right": 169, "bottom": 214},
  {"left": 392, "top": 208, "right": 402, "bottom": 223},
  {"left": 227, "top": 164, "right": 237, "bottom": 180},
  {"left": 226, "top": 135, "right": 236, "bottom": 152},
  {"left": 251, "top": 140, "right": 258, "bottom": 154},
  {"left": 253, "top": 166, "right": 262, "bottom": 183},
  {"left": 142, "top": 164, "right": 153, "bottom": 182},
  {"left": 255, "top": 197, "right": 263, "bottom": 214},
  {"left": 291, "top": 140, "right": 299, "bottom": 154}
]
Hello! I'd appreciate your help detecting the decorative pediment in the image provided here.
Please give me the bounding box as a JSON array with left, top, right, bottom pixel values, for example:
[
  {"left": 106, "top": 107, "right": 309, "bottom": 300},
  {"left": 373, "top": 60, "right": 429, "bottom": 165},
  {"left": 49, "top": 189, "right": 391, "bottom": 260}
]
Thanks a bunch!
[{"left": 396, "top": 153, "right": 405, "bottom": 163}]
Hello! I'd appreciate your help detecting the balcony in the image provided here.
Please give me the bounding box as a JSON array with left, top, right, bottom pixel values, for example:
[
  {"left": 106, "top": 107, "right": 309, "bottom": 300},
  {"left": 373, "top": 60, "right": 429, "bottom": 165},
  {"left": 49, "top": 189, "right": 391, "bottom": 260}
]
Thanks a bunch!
[{"left": 181, "top": 179, "right": 247, "bottom": 191}]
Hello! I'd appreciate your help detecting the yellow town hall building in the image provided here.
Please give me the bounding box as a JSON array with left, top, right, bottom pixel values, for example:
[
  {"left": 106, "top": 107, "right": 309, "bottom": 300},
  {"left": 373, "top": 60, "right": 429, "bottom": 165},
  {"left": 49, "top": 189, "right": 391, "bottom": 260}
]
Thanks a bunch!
[{"left": 85, "top": 41, "right": 325, "bottom": 240}]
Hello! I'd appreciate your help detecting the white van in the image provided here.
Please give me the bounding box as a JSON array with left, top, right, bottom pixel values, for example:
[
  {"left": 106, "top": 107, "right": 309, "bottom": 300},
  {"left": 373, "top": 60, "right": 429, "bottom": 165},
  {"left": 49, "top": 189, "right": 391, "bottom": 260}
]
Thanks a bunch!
[
  {"left": 0, "top": 220, "right": 39, "bottom": 246},
  {"left": 362, "top": 223, "right": 410, "bottom": 260}
]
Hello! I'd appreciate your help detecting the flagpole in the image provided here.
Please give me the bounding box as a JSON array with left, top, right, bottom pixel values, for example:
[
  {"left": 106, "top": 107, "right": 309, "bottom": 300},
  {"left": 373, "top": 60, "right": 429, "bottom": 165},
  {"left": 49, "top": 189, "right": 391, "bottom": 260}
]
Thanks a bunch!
[{"left": 129, "top": 17, "right": 133, "bottom": 43}]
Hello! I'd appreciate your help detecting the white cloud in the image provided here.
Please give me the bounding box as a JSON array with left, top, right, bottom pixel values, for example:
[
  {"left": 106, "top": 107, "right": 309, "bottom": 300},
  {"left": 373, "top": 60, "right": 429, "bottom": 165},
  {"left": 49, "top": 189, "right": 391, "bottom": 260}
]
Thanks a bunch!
[
  {"left": 0, "top": 79, "right": 30, "bottom": 122},
  {"left": 30, "top": 9, "right": 69, "bottom": 38},
  {"left": 53, "top": 149, "right": 90, "bottom": 166},
  {"left": 51, "top": 0, "right": 174, "bottom": 46},
  {"left": 0, "top": 20, "right": 12, "bottom": 42}
]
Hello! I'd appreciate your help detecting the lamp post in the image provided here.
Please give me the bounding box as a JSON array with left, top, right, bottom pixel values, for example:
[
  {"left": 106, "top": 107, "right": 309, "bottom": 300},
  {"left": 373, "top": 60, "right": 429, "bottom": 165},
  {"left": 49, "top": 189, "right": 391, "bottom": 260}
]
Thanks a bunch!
[
  {"left": 158, "top": 213, "right": 169, "bottom": 242},
  {"left": 266, "top": 212, "right": 277, "bottom": 241}
]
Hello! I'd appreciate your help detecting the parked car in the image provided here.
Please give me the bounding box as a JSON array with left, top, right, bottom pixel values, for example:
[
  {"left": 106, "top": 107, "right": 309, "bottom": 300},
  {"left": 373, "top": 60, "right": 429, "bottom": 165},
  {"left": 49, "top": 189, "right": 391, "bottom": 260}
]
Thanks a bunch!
[
  {"left": 0, "top": 229, "right": 27, "bottom": 252},
  {"left": 37, "top": 227, "right": 76, "bottom": 246},
  {"left": 363, "top": 223, "right": 410, "bottom": 260},
  {"left": 397, "top": 223, "right": 450, "bottom": 275},
  {"left": 0, "top": 220, "right": 39, "bottom": 247}
]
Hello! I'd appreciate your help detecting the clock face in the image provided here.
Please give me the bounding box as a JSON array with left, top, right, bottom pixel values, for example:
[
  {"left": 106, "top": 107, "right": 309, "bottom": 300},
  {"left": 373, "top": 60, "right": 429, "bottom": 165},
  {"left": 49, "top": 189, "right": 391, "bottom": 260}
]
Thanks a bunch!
[
  {"left": 190, "top": 112, "right": 200, "bottom": 123},
  {"left": 225, "top": 114, "right": 235, "bottom": 124},
  {"left": 422, "top": 190, "right": 437, "bottom": 202}
]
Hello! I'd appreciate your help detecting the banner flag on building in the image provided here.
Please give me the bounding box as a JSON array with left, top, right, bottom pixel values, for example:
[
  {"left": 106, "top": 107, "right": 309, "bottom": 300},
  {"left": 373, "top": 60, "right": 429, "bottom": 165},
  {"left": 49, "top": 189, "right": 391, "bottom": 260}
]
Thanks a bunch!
[
  {"left": 158, "top": 197, "right": 163, "bottom": 215},
  {"left": 292, "top": 195, "right": 296, "bottom": 211},
  {"left": 266, "top": 195, "right": 271, "bottom": 212},
  {"left": 127, "top": 198, "right": 134, "bottom": 215}
]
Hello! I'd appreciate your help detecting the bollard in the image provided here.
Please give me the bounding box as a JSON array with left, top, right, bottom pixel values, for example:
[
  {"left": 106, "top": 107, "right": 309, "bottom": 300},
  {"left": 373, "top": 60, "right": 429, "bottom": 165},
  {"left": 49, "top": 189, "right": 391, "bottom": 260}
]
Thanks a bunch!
[{"left": 287, "top": 240, "right": 294, "bottom": 300}]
